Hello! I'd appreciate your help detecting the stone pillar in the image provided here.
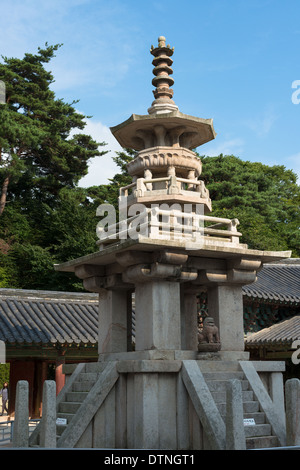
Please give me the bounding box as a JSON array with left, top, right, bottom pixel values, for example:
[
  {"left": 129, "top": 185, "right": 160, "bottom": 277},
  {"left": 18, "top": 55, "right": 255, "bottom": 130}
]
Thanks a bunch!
[
  {"left": 73, "top": 263, "right": 133, "bottom": 356},
  {"left": 125, "top": 362, "right": 179, "bottom": 449},
  {"left": 207, "top": 285, "right": 244, "bottom": 352},
  {"left": 40, "top": 380, "right": 57, "bottom": 448},
  {"left": 285, "top": 378, "right": 300, "bottom": 446},
  {"left": 180, "top": 287, "right": 198, "bottom": 350},
  {"left": 225, "top": 379, "right": 246, "bottom": 449},
  {"left": 135, "top": 280, "right": 181, "bottom": 350},
  {"left": 98, "top": 289, "right": 129, "bottom": 354},
  {"left": 12, "top": 380, "right": 29, "bottom": 448}
]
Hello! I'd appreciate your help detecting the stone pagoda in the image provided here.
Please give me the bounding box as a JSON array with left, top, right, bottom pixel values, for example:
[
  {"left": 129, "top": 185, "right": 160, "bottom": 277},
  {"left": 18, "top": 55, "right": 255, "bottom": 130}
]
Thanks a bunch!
[{"left": 51, "top": 37, "right": 290, "bottom": 450}]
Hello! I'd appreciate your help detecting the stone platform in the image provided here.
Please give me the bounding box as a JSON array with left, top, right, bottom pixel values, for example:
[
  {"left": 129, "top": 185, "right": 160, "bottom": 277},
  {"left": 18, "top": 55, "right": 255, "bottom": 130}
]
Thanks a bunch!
[{"left": 27, "top": 358, "right": 286, "bottom": 450}]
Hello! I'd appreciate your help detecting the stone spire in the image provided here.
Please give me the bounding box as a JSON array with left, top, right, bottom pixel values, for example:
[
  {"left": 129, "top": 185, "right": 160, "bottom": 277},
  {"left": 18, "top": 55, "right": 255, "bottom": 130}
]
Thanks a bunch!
[
  {"left": 148, "top": 36, "right": 178, "bottom": 115},
  {"left": 110, "top": 35, "right": 216, "bottom": 152}
]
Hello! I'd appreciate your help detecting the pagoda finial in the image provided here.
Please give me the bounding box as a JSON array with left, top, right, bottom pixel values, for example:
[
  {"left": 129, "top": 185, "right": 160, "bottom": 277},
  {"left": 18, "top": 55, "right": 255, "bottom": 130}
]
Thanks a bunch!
[{"left": 148, "top": 36, "right": 178, "bottom": 115}]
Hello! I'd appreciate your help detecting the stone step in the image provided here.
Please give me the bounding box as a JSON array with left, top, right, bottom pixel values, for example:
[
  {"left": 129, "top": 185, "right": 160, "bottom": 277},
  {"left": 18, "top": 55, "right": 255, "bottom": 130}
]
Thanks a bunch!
[
  {"left": 246, "top": 435, "right": 279, "bottom": 450},
  {"left": 58, "top": 401, "right": 82, "bottom": 414},
  {"left": 198, "top": 361, "right": 242, "bottom": 373},
  {"left": 244, "top": 424, "right": 272, "bottom": 438},
  {"left": 243, "top": 412, "right": 266, "bottom": 424},
  {"left": 85, "top": 362, "right": 107, "bottom": 373},
  {"left": 205, "top": 379, "right": 249, "bottom": 392},
  {"left": 202, "top": 371, "right": 245, "bottom": 381},
  {"left": 217, "top": 400, "right": 259, "bottom": 415},
  {"left": 56, "top": 423, "right": 68, "bottom": 437},
  {"left": 219, "top": 410, "right": 266, "bottom": 425},
  {"left": 72, "top": 380, "right": 95, "bottom": 392},
  {"left": 56, "top": 412, "right": 75, "bottom": 425},
  {"left": 54, "top": 367, "right": 100, "bottom": 444},
  {"left": 75, "top": 372, "right": 98, "bottom": 382},
  {"left": 211, "top": 390, "right": 254, "bottom": 402},
  {"left": 66, "top": 391, "right": 89, "bottom": 402}
]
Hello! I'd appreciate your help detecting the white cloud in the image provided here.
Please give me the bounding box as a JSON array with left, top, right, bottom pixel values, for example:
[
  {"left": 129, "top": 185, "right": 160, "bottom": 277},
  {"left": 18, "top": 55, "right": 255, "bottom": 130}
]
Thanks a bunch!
[
  {"left": 245, "top": 105, "right": 279, "bottom": 137},
  {"left": 76, "top": 118, "right": 122, "bottom": 187},
  {"left": 0, "top": 0, "right": 137, "bottom": 93},
  {"left": 202, "top": 137, "right": 245, "bottom": 157}
]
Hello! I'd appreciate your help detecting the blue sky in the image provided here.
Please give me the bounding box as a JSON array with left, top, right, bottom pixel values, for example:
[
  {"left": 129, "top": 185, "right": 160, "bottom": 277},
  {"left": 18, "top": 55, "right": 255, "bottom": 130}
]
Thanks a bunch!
[{"left": 0, "top": 0, "right": 299, "bottom": 186}]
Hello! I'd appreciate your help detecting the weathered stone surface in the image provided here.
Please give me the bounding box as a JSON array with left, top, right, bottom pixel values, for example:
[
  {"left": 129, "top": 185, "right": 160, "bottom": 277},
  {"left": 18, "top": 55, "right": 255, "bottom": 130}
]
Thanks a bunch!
[
  {"left": 135, "top": 280, "right": 181, "bottom": 350},
  {"left": 40, "top": 380, "right": 57, "bottom": 448},
  {"left": 57, "top": 362, "right": 119, "bottom": 448},
  {"left": 285, "top": 378, "right": 300, "bottom": 446},
  {"left": 74, "top": 264, "right": 105, "bottom": 279},
  {"left": 181, "top": 360, "right": 225, "bottom": 450},
  {"left": 12, "top": 380, "right": 29, "bottom": 448},
  {"left": 225, "top": 379, "right": 246, "bottom": 450},
  {"left": 208, "top": 285, "right": 244, "bottom": 352},
  {"left": 110, "top": 111, "right": 216, "bottom": 151},
  {"left": 240, "top": 361, "right": 286, "bottom": 446},
  {"left": 98, "top": 289, "right": 128, "bottom": 354},
  {"left": 116, "top": 359, "right": 182, "bottom": 373},
  {"left": 127, "top": 147, "right": 202, "bottom": 177}
]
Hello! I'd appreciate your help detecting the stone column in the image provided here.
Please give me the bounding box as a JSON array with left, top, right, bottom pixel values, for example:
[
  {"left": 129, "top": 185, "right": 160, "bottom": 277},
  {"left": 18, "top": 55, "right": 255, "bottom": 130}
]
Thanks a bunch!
[
  {"left": 135, "top": 280, "right": 181, "bottom": 350},
  {"left": 194, "top": 259, "right": 259, "bottom": 355},
  {"left": 74, "top": 263, "right": 133, "bottom": 356},
  {"left": 98, "top": 289, "right": 129, "bottom": 354},
  {"left": 122, "top": 251, "right": 190, "bottom": 352},
  {"left": 180, "top": 286, "right": 198, "bottom": 350},
  {"left": 207, "top": 285, "right": 244, "bottom": 352}
]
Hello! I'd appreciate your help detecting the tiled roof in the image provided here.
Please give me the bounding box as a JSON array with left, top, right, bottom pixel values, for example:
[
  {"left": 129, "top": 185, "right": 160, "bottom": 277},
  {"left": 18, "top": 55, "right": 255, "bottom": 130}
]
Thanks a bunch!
[
  {"left": 245, "top": 315, "right": 300, "bottom": 347},
  {"left": 243, "top": 261, "right": 300, "bottom": 305},
  {"left": 0, "top": 289, "right": 98, "bottom": 346}
]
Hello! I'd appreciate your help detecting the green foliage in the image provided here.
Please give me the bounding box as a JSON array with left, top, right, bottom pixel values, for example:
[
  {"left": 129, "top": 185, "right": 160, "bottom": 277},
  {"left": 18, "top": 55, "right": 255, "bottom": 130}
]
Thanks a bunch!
[
  {"left": 0, "top": 43, "right": 109, "bottom": 291},
  {"left": 199, "top": 154, "right": 300, "bottom": 256},
  {"left": 0, "top": 187, "right": 103, "bottom": 291},
  {"left": 90, "top": 148, "right": 135, "bottom": 208},
  {"left": 0, "top": 364, "right": 10, "bottom": 386},
  {"left": 0, "top": 43, "right": 107, "bottom": 214}
]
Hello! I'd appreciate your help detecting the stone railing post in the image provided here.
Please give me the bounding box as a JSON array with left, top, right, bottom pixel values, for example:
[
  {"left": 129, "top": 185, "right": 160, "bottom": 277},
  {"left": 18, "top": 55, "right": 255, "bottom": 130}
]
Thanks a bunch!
[
  {"left": 285, "top": 378, "right": 300, "bottom": 446},
  {"left": 229, "top": 218, "right": 240, "bottom": 244},
  {"left": 40, "top": 380, "right": 57, "bottom": 448},
  {"left": 226, "top": 379, "right": 246, "bottom": 449},
  {"left": 12, "top": 380, "right": 29, "bottom": 448}
]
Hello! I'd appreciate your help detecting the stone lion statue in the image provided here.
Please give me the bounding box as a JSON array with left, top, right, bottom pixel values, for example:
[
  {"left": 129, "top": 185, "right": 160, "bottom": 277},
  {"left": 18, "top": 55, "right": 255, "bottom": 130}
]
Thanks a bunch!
[{"left": 198, "top": 317, "right": 220, "bottom": 344}]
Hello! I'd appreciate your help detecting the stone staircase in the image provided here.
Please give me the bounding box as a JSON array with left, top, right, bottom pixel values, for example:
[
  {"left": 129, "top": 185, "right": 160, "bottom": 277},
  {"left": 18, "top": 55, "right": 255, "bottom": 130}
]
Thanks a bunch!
[
  {"left": 30, "top": 360, "right": 283, "bottom": 449},
  {"left": 201, "top": 369, "right": 279, "bottom": 449},
  {"left": 56, "top": 363, "right": 106, "bottom": 444}
]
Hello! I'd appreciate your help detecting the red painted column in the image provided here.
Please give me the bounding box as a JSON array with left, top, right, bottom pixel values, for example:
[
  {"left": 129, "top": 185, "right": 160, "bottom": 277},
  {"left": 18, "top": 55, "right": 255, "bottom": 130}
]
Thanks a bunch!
[
  {"left": 55, "top": 353, "right": 66, "bottom": 396},
  {"left": 8, "top": 360, "right": 35, "bottom": 417}
]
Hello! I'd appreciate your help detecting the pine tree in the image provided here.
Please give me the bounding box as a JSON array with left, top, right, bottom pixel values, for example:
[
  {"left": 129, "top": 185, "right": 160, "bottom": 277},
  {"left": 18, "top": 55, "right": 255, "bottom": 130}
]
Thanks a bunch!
[
  {"left": 199, "top": 154, "right": 300, "bottom": 255},
  {"left": 0, "top": 43, "right": 107, "bottom": 215}
]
